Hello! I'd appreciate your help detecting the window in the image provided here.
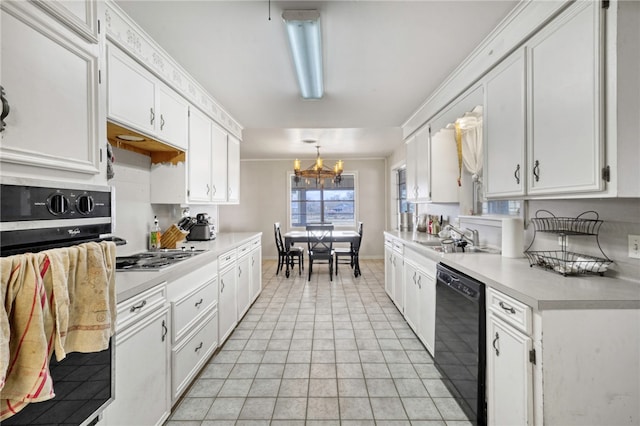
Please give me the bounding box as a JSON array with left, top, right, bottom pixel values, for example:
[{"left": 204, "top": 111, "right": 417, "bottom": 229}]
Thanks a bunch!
[
  {"left": 397, "top": 168, "right": 414, "bottom": 215},
  {"left": 290, "top": 174, "right": 355, "bottom": 227}
]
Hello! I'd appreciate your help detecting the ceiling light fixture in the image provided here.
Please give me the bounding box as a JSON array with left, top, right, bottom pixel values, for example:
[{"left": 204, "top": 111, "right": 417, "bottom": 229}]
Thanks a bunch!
[
  {"left": 282, "top": 10, "right": 324, "bottom": 100},
  {"left": 294, "top": 145, "right": 343, "bottom": 186}
]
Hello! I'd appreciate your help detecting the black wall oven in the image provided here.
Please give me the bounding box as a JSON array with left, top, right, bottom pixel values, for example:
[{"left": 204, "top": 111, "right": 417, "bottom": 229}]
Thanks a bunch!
[
  {"left": 1, "top": 177, "right": 122, "bottom": 425},
  {"left": 435, "top": 262, "right": 486, "bottom": 426}
]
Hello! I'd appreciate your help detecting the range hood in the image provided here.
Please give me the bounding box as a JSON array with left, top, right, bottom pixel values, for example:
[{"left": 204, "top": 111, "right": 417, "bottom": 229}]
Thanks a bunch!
[{"left": 107, "top": 121, "right": 185, "bottom": 165}]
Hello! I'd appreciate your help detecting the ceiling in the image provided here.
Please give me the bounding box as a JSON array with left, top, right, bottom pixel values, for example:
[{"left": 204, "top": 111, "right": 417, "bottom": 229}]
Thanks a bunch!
[{"left": 115, "top": 0, "right": 518, "bottom": 160}]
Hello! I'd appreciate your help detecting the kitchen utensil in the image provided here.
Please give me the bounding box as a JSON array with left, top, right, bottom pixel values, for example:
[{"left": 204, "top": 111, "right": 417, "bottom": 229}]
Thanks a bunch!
[
  {"left": 187, "top": 223, "right": 216, "bottom": 241},
  {"left": 161, "top": 224, "right": 189, "bottom": 249}
]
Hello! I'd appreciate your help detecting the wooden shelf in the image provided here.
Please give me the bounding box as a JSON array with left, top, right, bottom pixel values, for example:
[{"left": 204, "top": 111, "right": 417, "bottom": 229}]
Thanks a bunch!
[{"left": 107, "top": 121, "right": 185, "bottom": 165}]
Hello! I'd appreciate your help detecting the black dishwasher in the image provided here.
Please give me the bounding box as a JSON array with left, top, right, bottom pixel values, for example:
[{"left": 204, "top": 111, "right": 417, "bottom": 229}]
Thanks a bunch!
[{"left": 435, "top": 263, "right": 486, "bottom": 426}]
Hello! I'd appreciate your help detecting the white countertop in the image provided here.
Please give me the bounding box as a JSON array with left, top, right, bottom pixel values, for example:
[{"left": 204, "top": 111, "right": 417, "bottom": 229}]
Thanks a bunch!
[
  {"left": 115, "top": 232, "right": 262, "bottom": 302},
  {"left": 385, "top": 230, "right": 640, "bottom": 310}
]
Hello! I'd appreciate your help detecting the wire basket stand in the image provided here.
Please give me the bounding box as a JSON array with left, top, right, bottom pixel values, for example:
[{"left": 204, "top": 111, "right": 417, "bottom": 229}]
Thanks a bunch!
[{"left": 524, "top": 210, "right": 613, "bottom": 276}]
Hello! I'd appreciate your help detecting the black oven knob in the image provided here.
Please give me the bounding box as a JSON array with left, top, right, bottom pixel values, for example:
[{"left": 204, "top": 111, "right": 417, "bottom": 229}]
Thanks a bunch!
[
  {"left": 76, "top": 194, "right": 95, "bottom": 215},
  {"left": 47, "top": 193, "right": 69, "bottom": 215}
]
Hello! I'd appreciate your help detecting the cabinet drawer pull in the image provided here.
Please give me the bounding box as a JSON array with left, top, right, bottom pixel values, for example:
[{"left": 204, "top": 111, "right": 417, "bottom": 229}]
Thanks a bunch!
[
  {"left": 194, "top": 342, "right": 203, "bottom": 353},
  {"left": 195, "top": 298, "right": 203, "bottom": 308},
  {"left": 150, "top": 107, "right": 155, "bottom": 125},
  {"left": 533, "top": 160, "right": 540, "bottom": 182},
  {"left": 514, "top": 164, "right": 521, "bottom": 185},
  {"left": 492, "top": 332, "right": 500, "bottom": 356},
  {"left": 160, "top": 114, "right": 165, "bottom": 130},
  {"left": 499, "top": 301, "right": 516, "bottom": 314},
  {"left": 161, "top": 319, "right": 168, "bottom": 342},
  {"left": 130, "top": 300, "right": 147, "bottom": 312},
  {"left": 0, "top": 85, "right": 9, "bottom": 133}
]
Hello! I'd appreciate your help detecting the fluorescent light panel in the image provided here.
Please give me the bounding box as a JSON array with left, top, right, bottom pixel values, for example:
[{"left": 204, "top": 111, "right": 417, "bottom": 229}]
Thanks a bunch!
[{"left": 282, "top": 10, "right": 323, "bottom": 99}]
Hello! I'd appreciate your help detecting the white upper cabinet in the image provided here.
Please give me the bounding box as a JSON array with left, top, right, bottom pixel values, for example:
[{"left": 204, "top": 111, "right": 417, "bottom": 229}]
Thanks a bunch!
[
  {"left": 405, "top": 123, "right": 457, "bottom": 203},
  {"left": 227, "top": 134, "right": 241, "bottom": 204},
  {"left": 107, "top": 43, "right": 188, "bottom": 151},
  {"left": 0, "top": 1, "right": 103, "bottom": 182},
  {"left": 526, "top": 0, "right": 604, "bottom": 195},
  {"left": 210, "top": 122, "right": 229, "bottom": 203},
  {"left": 484, "top": 49, "right": 526, "bottom": 198},
  {"left": 187, "top": 108, "right": 213, "bottom": 203},
  {"left": 33, "top": 0, "right": 99, "bottom": 43}
]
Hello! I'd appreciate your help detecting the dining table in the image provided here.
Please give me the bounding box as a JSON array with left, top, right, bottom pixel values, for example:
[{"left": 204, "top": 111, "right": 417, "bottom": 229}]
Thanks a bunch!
[{"left": 283, "top": 230, "right": 361, "bottom": 278}]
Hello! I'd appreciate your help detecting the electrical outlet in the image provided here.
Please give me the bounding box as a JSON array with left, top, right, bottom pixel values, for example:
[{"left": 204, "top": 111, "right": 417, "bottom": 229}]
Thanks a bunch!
[{"left": 629, "top": 235, "right": 640, "bottom": 259}]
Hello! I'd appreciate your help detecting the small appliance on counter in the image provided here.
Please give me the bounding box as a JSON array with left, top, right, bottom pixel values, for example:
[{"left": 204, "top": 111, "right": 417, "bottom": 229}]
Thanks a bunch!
[{"left": 185, "top": 213, "right": 216, "bottom": 241}]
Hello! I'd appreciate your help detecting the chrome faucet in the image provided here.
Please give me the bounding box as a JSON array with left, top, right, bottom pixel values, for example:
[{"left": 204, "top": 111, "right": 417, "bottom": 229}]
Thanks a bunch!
[{"left": 444, "top": 224, "right": 479, "bottom": 247}]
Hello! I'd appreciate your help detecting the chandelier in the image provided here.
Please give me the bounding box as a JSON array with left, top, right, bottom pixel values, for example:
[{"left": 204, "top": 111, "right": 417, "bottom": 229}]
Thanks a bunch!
[{"left": 294, "top": 145, "right": 344, "bottom": 185}]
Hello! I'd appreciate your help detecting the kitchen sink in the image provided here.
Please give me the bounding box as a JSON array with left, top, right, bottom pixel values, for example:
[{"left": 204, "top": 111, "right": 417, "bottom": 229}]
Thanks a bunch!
[{"left": 429, "top": 245, "right": 501, "bottom": 254}]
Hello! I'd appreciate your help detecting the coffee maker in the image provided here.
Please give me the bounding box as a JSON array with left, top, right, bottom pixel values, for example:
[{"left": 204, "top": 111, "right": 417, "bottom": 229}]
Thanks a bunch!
[{"left": 186, "top": 213, "right": 216, "bottom": 241}]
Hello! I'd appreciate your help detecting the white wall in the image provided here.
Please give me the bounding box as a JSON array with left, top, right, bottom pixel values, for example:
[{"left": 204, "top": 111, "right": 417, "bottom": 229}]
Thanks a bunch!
[{"left": 219, "top": 158, "right": 387, "bottom": 260}]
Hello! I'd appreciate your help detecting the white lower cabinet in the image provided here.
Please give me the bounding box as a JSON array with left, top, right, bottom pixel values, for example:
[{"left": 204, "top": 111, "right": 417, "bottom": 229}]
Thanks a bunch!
[
  {"left": 392, "top": 242, "right": 404, "bottom": 312},
  {"left": 218, "top": 250, "right": 238, "bottom": 345},
  {"left": 486, "top": 313, "right": 533, "bottom": 426},
  {"left": 101, "top": 286, "right": 171, "bottom": 426},
  {"left": 167, "top": 261, "right": 219, "bottom": 402},
  {"left": 250, "top": 241, "right": 262, "bottom": 303},
  {"left": 403, "top": 246, "right": 436, "bottom": 355},
  {"left": 237, "top": 246, "right": 251, "bottom": 320},
  {"left": 172, "top": 309, "right": 218, "bottom": 399}
]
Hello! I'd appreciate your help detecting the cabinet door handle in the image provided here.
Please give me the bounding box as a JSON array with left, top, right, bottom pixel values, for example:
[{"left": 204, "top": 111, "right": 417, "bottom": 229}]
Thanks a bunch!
[
  {"left": 417, "top": 275, "right": 422, "bottom": 289},
  {"left": 150, "top": 107, "right": 155, "bottom": 125},
  {"left": 221, "top": 279, "right": 225, "bottom": 292},
  {"left": 514, "top": 164, "right": 521, "bottom": 185},
  {"left": 412, "top": 271, "right": 417, "bottom": 285},
  {"left": 0, "top": 85, "right": 10, "bottom": 133},
  {"left": 533, "top": 160, "right": 540, "bottom": 182},
  {"left": 194, "top": 342, "right": 203, "bottom": 353},
  {"left": 239, "top": 266, "right": 242, "bottom": 277},
  {"left": 161, "top": 319, "right": 168, "bottom": 342},
  {"left": 499, "top": 301, "right": 516, "bottom": 314},
  {"left": 160, "top": 114, "right": 165, "bottom": 130},
  {"left": 252, "top": 257, "right": 255, "bottom": 266},
  {"left": 130, "top": 300, "right": 147, "bottom": 312},
  {"left": 492, "top": 332, "right": 500, "bottom": 356},
  {"left": 206, "top": 184, "right": 210, "bottom": 195},
  {"left": 195, "top": 298, "right": 203, "bottom": 308},
  {"left": 212, "top": 185, "right": 217, "bottom": 196}
]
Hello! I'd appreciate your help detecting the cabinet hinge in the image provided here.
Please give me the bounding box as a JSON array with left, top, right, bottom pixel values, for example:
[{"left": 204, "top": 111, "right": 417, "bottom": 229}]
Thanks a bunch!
[
  {"left": 602, "top": 165, "right": 610, "bottom": 182},
  {"left": 602, "top": 0, "right": 610, "bottom": 9},
  {"left": 529, "top": 349, "right": 536, "bottom": 365}
]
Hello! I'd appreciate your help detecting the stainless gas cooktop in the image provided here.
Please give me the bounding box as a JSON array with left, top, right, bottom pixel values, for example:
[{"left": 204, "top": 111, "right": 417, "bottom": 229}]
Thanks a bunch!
[{"left": 116, "top": 248, "right": 206, "bottom": 271}]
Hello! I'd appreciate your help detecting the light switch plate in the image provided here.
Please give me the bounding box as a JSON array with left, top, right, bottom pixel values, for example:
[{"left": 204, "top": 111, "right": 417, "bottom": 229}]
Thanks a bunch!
[{"left": 629, "top": 235, "right": 640, "bottom": 259}]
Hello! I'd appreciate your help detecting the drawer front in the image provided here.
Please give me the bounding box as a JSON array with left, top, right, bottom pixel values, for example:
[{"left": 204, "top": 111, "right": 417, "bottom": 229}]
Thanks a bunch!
[
  {"left": 218, "top": 249, "right": 236, "bottom": 270},
  {"left": 237, "top": 242, "right": 252, "bottom": 258},
  {"left": 487, "top": 288, "right": 532, "bottom": 334},
  {"left": 392, "top": 240, "right": 404, "bottom": 254},
  {"left": 117, "top": 284, "right": 167, "bottom": 331},
  {"left": 166, "top": 260, "right": 217, "bottom": 301},
  {"left": 173, "top": 278, "right": 218, "bottom": 342},
  {"left": 172, "top": 310, "right": 218, "bottom": 400},
  {"left": 250, "top": 237, "right": 261, "bottom": 250}
]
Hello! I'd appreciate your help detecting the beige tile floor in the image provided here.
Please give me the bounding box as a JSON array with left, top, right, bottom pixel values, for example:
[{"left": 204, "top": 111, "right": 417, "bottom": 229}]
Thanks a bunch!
[{"left": 165, "top": 259, "right": 472, "bottom": 426}]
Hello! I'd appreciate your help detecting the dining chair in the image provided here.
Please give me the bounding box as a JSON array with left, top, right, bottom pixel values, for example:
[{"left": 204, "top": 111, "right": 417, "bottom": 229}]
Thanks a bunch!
[
  {"left": 335, "top": 221, "right": 363, "bottom": 277},
  {"left": 274, "top": 222, "right": 303, "bottom": 277},
  {"left": 306, "top": 224, "right": 335, "bottom": 281}
]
